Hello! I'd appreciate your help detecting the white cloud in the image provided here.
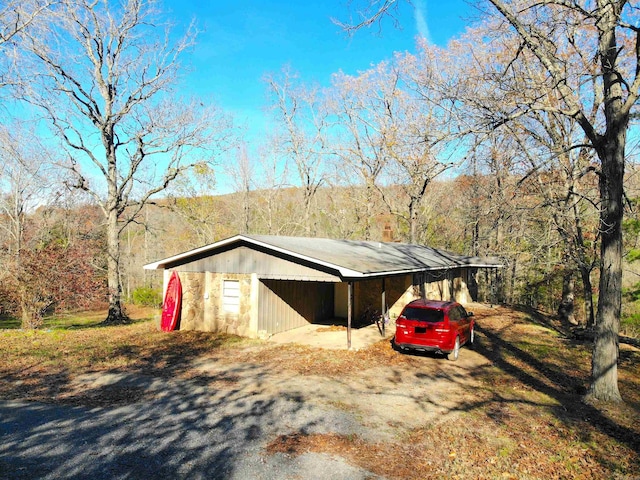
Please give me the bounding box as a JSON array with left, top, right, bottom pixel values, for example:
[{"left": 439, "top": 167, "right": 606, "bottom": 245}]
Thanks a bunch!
[{"left": 413, "top": 0, "right": 432, "bottom": 43}]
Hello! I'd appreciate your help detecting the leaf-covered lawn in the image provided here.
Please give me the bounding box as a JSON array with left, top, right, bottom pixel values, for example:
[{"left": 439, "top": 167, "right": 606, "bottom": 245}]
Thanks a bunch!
[{"left": 0, "top": 304, "right": 638, "bottom": 479}]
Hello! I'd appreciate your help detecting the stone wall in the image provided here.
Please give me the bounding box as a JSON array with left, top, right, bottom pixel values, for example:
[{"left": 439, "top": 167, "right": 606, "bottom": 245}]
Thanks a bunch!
[
  {"left": 176, "top": 271, "right": 254, "bottom": 337},
  {"left": 179, "top": 271, "right": 205, "bottom": 331},
  {"left": 418, "top": 269, "right": 472, "bottom": 305},
  {"left": 353, "top": 275, "right": 414, "bottom": 321}
]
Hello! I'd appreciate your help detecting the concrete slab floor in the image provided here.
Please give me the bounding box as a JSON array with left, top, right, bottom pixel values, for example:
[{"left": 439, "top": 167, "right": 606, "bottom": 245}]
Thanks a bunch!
[{"left": 268, "top": 321, "right": 396, "bottom": 350}]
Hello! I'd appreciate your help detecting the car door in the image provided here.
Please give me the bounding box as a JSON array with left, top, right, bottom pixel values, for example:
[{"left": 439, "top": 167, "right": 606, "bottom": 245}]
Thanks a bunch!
[
  {"left": 457, "top": 305, "right": 470, "bottom": 342},
  {"left": 448, "top": 306, "right": 461, "bottom": 341}
]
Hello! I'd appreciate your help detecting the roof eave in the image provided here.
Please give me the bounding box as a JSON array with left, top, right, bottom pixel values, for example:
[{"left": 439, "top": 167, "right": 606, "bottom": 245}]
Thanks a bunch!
[
  {"left": 341, "top": 262, "right": 503, "bottom": 280},
  {"left": 143, "top": 234, "right": 247, "bottom": 270},
  {"left": 143, "top": 234, "right": 366, "bottom": 278}
]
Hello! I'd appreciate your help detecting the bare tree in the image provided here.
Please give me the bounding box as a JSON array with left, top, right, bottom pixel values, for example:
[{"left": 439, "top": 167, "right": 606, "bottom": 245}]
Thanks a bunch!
[
  {"left": 384, "top": 44, "right": 462, "bottom": 243},
  {"left": 332, "top": 0, "right": 405, "bottom": 35},
  {"left": 228, "top": 143, "right": 253, "bottom": 234},
  {"left": 461, "top": 19, "right": 601, "bottom": 322},
  {"left": 482, "top": 0, "right": 638, "bottom": 404},
  {"left": 337, "top": 0, "right": 639, "bottom": 402},
  {"left": 0, "top": 0, "right": 57, "bottom": 89},
  {"left": 513, "top": 111, "right": 600, "bottom": 327},
  {"left": 266, "top": 67, "right": 330, "bottom": 236},
  {"left": 21, "top": 0, "right": 235, "bottom": 324},
  {"left": 0, "top": 122, "right": 55, "bottom": 255},
  {"left": 330, "top": 64, "right": 394, "bottom": 240},
  {"left": 168, "top": 163, "right": 221, "bottom": 245},
  {"left": 250, "top": 137, "right": 296, "bottom": 235}
]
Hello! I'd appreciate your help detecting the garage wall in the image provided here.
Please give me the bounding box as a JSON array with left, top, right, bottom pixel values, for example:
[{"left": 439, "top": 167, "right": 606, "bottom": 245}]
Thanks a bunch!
[
  {"left": 333, "top": 270, "right": 474, "bottom": 325},
  {"left": 176, "top": 245, "right": 340, "bottom": 282},
  {"left": 258, "top": 280, "right": 334, "bottom": 336},
  {"left": 419, "top": 268, "right": 473, "bottom": 304},
  {"left": 177, "top": 272, "right": 255, "bottom": 337}
]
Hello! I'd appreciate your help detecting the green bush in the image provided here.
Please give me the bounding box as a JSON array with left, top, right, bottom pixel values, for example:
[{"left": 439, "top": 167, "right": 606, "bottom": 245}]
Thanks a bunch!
[
  {"left": 621, "top": 313, "right": 640, "bottom": 338},
  {"left": 132, "top": 287, "right": 162, "bottom": 307}
]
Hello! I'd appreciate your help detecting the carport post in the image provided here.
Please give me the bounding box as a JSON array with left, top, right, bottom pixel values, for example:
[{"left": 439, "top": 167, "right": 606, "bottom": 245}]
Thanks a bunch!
[
  {"left": 347, "top": 281, "right": 353, "bottom": 349},
  {"left": 381, "top": 278, "right": 386, "bottom": 336}
]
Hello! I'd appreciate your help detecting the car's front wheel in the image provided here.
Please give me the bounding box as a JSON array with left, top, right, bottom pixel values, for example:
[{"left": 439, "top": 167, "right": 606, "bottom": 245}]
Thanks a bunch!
[{"left": 449, "top": 336, "right": 460, "bottom": 361}]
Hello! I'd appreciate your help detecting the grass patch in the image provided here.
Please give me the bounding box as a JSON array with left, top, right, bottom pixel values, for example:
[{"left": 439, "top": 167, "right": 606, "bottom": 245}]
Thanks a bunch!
[
  {"left": 0, "top": 316, "right": 19, "bottom": 329},
  {"left": 0, "top": 306, "right": 253, "bottom": 403},
  {"left": 0, "top": 305, "right": 158, "bottom": 330}
]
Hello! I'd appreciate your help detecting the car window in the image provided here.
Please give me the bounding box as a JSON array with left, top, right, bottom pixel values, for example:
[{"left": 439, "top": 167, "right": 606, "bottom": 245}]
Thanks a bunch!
[
  {"left": 449, "top": 308, "right": 460, "bottom": 321},
  {"left": 401, "top": 307, "right": 444, "bottom": 323}
]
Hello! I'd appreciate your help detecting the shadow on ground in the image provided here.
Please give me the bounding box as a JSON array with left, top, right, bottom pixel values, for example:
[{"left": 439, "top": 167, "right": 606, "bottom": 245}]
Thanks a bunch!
[
  {"left": 471, "top": 316, "right": 640, "bottom": 458},
  {"left": 0, "top": 360, "right": 375, "bottom": 480}
]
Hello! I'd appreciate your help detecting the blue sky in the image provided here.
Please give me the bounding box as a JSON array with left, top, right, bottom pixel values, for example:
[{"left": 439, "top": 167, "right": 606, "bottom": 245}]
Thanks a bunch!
[{"left": 166, "top": 0, "right": 475, "bottom": 129}]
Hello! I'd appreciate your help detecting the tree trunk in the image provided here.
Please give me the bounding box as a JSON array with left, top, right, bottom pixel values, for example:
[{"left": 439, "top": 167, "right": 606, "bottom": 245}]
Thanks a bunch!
[
  {"left": 579, "top": 266, "right": 595, "bottom": 328},
  {"left": 508, "top": 258, "right": 516, "bottom": 304},
  {"left": 558, "top": 271, "right": 577, "bottom": 325},
  {"left": 103, "top": 207, "right": 128, "bottom": 325},
  {"left": 586, "top": 138, "right": 624, "bottom": 403},
  {"left": 408, "top": 198, "right": 418, "bottom": 244},
  {"left": 20, "top": 304, "right": 42, "bottom": 330}
]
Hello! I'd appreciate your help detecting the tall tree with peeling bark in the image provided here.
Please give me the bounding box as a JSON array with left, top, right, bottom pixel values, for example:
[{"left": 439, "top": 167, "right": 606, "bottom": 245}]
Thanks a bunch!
[{"left": 20, "top": 0, "right": 235, "bottom": 324}]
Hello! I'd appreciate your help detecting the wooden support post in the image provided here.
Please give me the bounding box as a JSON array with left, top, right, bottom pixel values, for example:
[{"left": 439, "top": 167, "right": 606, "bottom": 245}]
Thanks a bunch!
[
  {"left": 381, "top": 278, "right": 386, "bottom": 337},
  {"left": 347, "top": 281, "right": 353, "bottom": 349}
]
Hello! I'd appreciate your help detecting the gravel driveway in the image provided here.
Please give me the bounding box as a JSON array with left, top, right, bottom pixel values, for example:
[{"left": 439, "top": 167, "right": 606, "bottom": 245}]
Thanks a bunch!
[
  {"left": 0, "top": 370, "right": 379, "bottom": 479},
  {"left": 0, "top": 345, "right": 487, "bottom": 479}
]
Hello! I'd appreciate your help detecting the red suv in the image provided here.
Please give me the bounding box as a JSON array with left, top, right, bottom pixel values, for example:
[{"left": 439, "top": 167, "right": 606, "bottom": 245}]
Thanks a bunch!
[{"left": 393, "top": 299, "right": 474, "bottom": 361}]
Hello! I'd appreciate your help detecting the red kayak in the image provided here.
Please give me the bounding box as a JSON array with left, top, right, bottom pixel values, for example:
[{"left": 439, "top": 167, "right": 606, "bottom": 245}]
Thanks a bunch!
[{"left": 161, "top": 271, "right": 182, "bottom": 332}]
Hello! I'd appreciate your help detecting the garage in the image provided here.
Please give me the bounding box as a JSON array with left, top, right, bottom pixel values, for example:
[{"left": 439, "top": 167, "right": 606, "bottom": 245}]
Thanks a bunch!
[{"left": 144, "top": 234, "right": 503, "bottom": 345}]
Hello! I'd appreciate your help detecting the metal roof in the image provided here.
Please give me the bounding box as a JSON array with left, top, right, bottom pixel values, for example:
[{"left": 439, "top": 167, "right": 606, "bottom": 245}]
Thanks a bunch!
[{"left": 144, "top": 234, "right": 504, "bottom": 280}]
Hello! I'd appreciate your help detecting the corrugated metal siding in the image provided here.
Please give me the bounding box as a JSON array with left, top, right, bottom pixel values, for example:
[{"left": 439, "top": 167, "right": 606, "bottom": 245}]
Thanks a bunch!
[
  {"left": 258, "top": 280, "right": 334, "bottom": 334},
  {"left": 177, "top": 246, "right": 340, "bottom": 281}
]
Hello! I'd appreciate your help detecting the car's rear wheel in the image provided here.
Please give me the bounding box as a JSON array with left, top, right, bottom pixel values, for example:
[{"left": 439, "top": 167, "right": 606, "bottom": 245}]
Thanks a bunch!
[{"left": 449, "top": 336, "right": 460, "bottom": 361}]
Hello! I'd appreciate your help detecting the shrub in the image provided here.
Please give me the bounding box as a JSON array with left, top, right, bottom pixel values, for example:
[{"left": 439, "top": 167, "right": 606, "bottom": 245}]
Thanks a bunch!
[{"left": 132, "top": 287, "right": 162, "bottom": 307}]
